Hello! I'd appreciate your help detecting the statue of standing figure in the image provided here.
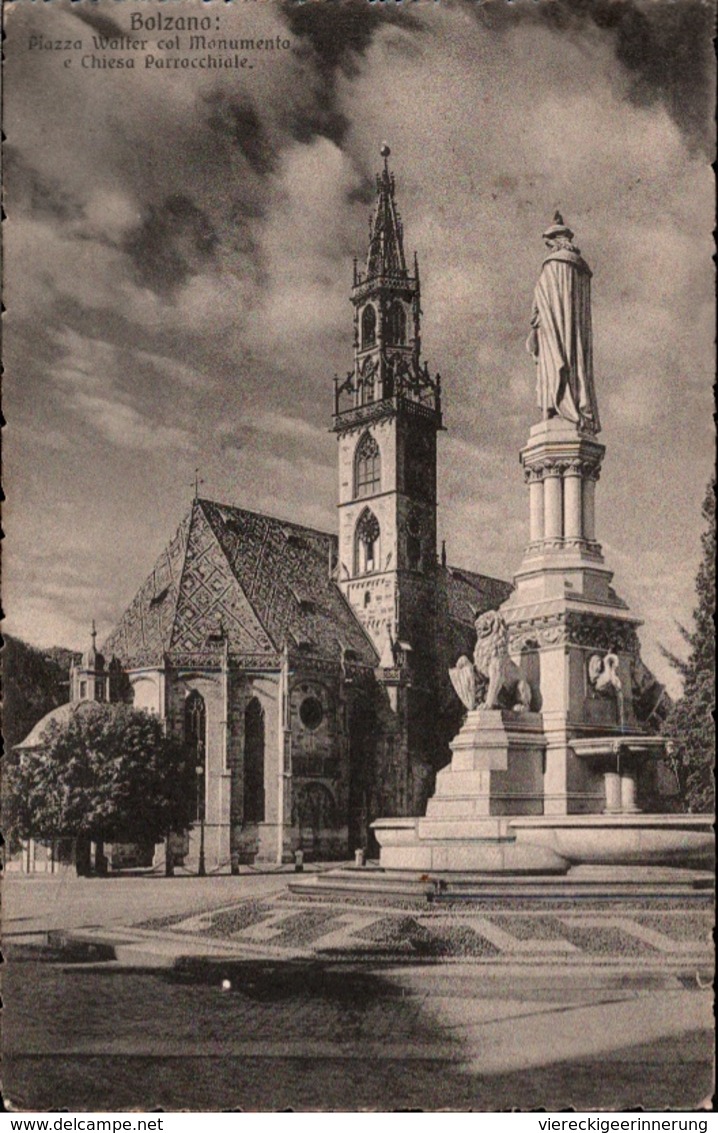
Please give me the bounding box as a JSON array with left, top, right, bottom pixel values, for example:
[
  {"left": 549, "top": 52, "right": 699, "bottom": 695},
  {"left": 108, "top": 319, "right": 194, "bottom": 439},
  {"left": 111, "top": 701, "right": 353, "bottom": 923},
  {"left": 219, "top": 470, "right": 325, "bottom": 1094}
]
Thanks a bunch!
[{"left": 526, "top": 213, "right": 600, "bottom": 435}]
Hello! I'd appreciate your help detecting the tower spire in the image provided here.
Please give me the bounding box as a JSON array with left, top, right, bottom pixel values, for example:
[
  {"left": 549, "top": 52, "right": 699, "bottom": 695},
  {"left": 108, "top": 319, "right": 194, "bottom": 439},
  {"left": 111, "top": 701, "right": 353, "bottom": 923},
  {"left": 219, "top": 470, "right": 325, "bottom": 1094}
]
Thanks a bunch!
[{"left": 366, "top": 143, "right": 407, "bottom": 280}]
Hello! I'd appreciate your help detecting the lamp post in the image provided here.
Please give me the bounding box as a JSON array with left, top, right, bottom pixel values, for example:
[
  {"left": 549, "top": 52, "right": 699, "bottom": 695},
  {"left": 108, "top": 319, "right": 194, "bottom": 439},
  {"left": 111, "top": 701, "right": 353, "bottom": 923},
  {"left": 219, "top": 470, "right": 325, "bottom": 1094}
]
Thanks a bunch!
[{"left": 196, "top": 752, "right": 206, "bottom": 878}]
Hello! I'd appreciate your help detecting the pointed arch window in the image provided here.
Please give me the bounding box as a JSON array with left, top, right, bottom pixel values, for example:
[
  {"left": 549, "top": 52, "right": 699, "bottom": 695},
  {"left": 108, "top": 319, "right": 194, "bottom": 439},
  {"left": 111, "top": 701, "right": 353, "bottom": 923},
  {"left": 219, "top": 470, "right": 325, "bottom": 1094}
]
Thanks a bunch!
[
  {"left": 355, "top": 433, "right": 381, "bottom": 498},
  {"left": 386, "top": 300, "right": 406, "bottom": 346},
  {"left": 244, "top": 698, "right": 265, "bottom": 824},
  {"left": 361, "top": 304, "right": 376, "bottom": 348},
  {"left": 185, "top": 690, "right": 207, "bottom": 822},
  {"left": 355, "top": 509, "right": 380, "bottom": 575}
]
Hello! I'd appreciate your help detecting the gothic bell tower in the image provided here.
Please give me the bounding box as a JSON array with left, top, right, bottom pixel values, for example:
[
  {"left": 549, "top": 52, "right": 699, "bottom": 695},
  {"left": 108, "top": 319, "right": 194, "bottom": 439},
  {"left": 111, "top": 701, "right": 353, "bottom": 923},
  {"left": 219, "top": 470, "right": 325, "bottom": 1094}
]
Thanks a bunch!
[{"left": 333, "top": 146, "right": 443, "bottom": 699}]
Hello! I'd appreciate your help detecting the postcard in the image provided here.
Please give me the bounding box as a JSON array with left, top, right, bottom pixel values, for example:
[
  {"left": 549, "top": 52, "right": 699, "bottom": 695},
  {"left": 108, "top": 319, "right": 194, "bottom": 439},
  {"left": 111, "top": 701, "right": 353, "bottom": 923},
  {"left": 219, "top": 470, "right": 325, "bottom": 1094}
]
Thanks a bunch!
[{"left": 2, "top": 0, "right": 714, "bottom": 1113}]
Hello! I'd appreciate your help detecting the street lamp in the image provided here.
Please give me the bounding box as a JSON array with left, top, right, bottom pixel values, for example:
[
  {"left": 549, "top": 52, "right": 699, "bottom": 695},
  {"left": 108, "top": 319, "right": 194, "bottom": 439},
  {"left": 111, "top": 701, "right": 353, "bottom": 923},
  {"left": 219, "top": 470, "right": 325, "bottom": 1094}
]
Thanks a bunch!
[{"left": 196, "top": 752, "right": 206, "bottom": 878}]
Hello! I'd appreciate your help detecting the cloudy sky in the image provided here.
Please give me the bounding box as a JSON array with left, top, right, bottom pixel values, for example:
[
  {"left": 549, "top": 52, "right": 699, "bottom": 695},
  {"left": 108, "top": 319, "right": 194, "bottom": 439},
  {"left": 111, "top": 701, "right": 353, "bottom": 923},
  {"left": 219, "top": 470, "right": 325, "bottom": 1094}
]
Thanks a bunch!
[{"left": 3, "top": 0, "right": 714, "bottom": 692}]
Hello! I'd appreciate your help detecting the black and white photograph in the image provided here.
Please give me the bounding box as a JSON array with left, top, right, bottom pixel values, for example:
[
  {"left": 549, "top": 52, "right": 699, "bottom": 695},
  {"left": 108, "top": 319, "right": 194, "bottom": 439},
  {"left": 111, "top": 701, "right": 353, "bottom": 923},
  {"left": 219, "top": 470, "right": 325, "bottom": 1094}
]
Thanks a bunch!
[{"left": 1, "top": 0, "right": 715, "bottom": 1114}]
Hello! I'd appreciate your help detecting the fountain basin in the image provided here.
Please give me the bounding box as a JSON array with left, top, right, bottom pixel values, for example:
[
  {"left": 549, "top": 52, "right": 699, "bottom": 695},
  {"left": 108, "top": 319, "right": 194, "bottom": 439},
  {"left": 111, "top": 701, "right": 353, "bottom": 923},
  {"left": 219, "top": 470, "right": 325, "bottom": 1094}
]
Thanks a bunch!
[
  {"left": 511, "top": 814, "right": 714, "bottom": 867},
  {"left": 372, "top": 816, "right": 569, "bottom": 873}
]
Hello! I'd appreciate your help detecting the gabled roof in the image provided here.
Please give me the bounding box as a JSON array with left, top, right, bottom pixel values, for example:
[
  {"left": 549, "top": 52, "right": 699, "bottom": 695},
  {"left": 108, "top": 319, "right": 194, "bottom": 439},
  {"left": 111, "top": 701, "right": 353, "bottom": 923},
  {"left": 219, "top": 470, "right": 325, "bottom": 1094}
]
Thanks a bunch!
[
  {"left": 103, "top": 500, "right": 378, "bottom": 669},
  {"left": 103, "top": 511, "right": 190, "bottom": 667}
]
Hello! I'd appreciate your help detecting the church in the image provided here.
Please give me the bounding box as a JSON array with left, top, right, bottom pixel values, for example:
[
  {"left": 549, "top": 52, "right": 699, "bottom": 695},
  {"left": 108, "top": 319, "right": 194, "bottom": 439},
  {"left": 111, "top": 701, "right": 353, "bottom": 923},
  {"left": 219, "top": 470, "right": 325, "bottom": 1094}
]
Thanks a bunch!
[{"left": 63, "top": 151, "right": 512, "bottom": 870}]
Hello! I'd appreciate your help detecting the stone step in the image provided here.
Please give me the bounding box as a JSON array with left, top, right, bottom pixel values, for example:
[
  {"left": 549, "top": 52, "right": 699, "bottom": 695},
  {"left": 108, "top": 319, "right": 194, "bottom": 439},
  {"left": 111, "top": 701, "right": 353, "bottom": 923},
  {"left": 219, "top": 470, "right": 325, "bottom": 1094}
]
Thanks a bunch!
[{"left": 288, "top": 865, "right": 714, "bottom": 902}]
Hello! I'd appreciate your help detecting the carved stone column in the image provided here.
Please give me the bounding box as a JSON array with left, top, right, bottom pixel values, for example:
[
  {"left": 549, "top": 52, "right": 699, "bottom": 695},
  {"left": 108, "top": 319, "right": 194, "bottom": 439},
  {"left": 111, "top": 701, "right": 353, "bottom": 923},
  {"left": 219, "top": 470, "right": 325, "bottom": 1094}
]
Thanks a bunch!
[
  {"left": 583, "top": 477, "right": 596, "bottom": 542},
  {"left": 564, "top": 464, "right": 583, "bottom": 540},
  {"left": 543, "top": 467, "right": 563, "bottom": 540},
  {"left": 620, "top": 769, "right": 640, "bottom": 814},
  {"left": 603, "top": 770, "right": 622, "bottom": 814},
  {"left": 527, "top": 472, "right": 544, "bottom": 542}
]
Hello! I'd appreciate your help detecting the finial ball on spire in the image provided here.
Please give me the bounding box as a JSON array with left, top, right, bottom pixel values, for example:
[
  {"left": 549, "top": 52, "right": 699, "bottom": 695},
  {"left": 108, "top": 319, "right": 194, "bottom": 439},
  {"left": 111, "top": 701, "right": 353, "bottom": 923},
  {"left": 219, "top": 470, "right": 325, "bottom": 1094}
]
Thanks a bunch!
[{"left": 380, "top": 142, "right": 391, "bottom": 158}]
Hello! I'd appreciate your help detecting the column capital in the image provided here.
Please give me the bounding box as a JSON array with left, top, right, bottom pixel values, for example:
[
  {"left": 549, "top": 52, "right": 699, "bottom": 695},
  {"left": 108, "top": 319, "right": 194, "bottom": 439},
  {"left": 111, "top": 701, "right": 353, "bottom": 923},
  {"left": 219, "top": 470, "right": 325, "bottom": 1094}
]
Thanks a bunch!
[
  {"left": 542, "top": 460, "right": 567, "bottom": 478},
  {"left": 523, "top": 454, "right": 602, "bottom": 480}
]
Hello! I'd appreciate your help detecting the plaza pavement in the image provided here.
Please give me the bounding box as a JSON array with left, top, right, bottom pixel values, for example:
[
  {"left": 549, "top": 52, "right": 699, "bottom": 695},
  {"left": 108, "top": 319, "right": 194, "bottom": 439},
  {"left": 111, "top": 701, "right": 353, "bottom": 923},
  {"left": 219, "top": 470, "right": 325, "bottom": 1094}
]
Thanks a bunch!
[{"left": 2, "top": 869, "right": 714, "bottom": 1110}]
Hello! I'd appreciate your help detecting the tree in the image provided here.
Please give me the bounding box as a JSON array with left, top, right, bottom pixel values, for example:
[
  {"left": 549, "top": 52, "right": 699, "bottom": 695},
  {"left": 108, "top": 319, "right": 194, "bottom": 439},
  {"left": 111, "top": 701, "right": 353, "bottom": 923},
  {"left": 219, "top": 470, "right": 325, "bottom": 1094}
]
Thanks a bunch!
[
  {"left": 2, "top": 635, "right": 76, "bottom": 752},
  {"left": 661, "top": 480, "right": 715, "bottom": 812},
  {"left": 4, "top": 703, "right": 197, "bottom": 873}
]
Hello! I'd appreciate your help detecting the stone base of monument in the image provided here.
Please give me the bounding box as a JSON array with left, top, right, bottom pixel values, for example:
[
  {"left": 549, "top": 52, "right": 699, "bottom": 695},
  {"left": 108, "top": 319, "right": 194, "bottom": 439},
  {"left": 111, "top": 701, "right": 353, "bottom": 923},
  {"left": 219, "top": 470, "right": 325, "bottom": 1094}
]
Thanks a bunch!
[
  {"left": 368, "top": 709, "right": 714, "bottom": 877},
  {"left": 426, "top": 708, "right": 546, "bottom": 819},
  {"left": 372, "top": 816, "right": 569, "bottom": 873},
  {"left": 374, "top": 708, "right": 566, "bottom": 874},
  {"left": 370, "top": 813, "right": 714, "bottom": 875}
]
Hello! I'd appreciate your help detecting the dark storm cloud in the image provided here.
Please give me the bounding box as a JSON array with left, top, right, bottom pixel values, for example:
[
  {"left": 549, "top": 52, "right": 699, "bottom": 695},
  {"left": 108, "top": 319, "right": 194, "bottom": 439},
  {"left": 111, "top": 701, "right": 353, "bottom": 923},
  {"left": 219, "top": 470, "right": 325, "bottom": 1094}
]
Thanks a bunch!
[
  {"left": 69, "top": 4, "right": 127, "bottom": 41},
  {"left": 281, "top": 0, "right": 420, "bottom": 76},
  {"left": 284, "top": 104, "right": 349, "bottom": 148},
  {"left": 472, "top": 0, "right": 715, "bottom": 156},
  {"left": 279, "top": 0, "right": 421, "bottom": 146},
  {"left": 347, "top": 178, "right": 378, "bottom": 207},
  {"left": 123, "top": 195, "right": 219, "bottom": 296},
  {"left": 4, "top": 147, "right": 82, "bottom": 223},
  {"left": 203, "top": 93, "right": 276, "bottom": 176}
]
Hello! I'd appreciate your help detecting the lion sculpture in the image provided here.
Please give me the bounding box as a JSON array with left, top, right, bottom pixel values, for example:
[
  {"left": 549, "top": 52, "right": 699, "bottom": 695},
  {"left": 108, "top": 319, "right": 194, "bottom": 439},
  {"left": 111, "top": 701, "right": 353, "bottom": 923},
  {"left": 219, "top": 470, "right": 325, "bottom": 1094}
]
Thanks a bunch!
[{"left": 449, "top": 610, "right": 532, "bottom": 713}]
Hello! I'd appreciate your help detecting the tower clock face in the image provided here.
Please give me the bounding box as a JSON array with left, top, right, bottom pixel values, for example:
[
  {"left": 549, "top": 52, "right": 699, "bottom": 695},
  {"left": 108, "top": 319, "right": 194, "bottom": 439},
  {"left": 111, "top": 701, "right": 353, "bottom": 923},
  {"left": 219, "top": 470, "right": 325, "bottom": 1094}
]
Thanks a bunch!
[{"left": 406, "top": 430, "right": 435, "bottom": 498}]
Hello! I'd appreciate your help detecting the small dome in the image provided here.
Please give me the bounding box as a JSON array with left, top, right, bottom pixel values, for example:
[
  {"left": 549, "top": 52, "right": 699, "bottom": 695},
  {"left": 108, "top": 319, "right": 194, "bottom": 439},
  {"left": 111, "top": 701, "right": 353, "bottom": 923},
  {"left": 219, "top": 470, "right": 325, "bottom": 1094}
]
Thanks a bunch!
[{"left": 14, "top": 700, "right": 97, "bottom": 750}]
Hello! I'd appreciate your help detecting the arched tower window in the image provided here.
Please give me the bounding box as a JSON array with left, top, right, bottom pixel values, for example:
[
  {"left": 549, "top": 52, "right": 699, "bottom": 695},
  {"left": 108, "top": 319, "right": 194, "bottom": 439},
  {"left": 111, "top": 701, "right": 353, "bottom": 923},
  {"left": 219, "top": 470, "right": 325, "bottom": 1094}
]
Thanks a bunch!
[
  {"left": 354, "top": 433, "right": 381, "bottom": 498},
  {"left": 354, "top": 509, "right": 380, "bottom": 575},
  {"left": 361, "top": 304, "right": 376, "bottom": 348},
  {"left": 244, "top": 698, "right": 265, "bottom": 824},
  {"left": 386, "top": 300, "right": 406, "bottom": 345},
  {"left": 185, "top": 691, "right": 207, "bottom": 822}
]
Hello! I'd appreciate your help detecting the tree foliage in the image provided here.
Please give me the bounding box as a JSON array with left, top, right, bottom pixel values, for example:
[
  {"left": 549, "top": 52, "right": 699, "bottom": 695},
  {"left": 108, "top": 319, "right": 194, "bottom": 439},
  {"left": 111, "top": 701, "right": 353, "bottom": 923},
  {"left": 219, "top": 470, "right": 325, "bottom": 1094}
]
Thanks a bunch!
[
  {"left": 5, "top": 703, "right": 197, "bottom": 844},
  {"left": 2, "top": 635, "right": 76, "bottom": 752},
  {"left": 661, "top": 480, "right": 715, "bottom": 812}
]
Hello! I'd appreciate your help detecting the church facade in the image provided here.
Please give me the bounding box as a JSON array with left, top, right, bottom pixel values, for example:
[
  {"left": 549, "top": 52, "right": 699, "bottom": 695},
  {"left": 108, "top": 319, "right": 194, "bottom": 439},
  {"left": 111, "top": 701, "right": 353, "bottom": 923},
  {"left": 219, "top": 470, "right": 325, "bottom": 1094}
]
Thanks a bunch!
[{"left": 71, "top": 154, "right": 512, "bottom": 870}]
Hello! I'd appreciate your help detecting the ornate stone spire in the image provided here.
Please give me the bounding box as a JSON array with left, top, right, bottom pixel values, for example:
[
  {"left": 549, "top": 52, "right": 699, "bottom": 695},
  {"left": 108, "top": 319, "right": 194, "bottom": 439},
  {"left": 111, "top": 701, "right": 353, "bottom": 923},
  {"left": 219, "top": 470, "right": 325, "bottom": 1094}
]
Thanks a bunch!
[
  {"left": 365, "top": 144, "right": 408, "bottom": 280},
  {"left": 333, "top": 145, "right": 440, "bottom": 422}
]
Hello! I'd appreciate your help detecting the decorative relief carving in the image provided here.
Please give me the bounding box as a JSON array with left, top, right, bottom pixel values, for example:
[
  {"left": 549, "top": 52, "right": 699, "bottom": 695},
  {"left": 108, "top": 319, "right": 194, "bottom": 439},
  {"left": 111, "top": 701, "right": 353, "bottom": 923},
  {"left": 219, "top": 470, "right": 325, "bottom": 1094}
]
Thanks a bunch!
[
  {"left": 168, "top": 650, "right": 281, "bottom": 670},
  {"left": 522, "top": 455, "right": 602, "bottom": 482},
  {"left": 507, "top": 613, "right": 641, "bottom": 654},
  {"left": 542, "top": 462, "right": 565, "bottom": 478},
  {"left": 587, "top": 652, "right": 622, "bottom": 693},
  {"left": 569, "top": 616, "right": 640, "bottom": 653}
]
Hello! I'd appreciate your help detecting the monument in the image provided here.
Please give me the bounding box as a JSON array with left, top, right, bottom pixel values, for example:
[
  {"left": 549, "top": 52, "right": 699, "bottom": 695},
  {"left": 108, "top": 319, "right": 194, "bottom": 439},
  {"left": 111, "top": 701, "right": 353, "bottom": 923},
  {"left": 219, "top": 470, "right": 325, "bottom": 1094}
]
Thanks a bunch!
[{"left": 371, "top": 215, "right": 713, "bottom": 880}]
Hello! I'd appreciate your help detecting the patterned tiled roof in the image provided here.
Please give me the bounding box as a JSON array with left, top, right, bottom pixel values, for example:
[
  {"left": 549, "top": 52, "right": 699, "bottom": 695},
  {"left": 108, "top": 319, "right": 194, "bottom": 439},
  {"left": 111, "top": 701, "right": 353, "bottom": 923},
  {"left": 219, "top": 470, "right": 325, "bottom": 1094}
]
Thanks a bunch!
[
  {"left": 103, "top": 512, "right": 190, "bottom": 666},
  {"left": 200, "top": 500, "right": 377, "bottom": 664},
  {"left": 103, "top": 500, "right": 378, "bottom": 669},
  {"left": 102, "top": 499, "right": 511, "bottom": 672}
]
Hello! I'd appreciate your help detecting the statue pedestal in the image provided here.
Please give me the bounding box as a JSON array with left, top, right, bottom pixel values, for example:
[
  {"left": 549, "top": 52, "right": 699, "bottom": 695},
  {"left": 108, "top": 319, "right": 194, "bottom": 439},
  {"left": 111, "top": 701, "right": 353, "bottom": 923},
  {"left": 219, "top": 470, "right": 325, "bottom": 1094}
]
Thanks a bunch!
[
  {"left": 424, "top": 709, "right": 545, "bottom": 820},
  {"left": 367, "top": 395, "right": 716, "bottom": 879},
  {"left": 373, "top": 709, "right": 568, "bottom": 873},
  {"left": 500, "top": 416, "right": 647, "bottom": 815}
]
